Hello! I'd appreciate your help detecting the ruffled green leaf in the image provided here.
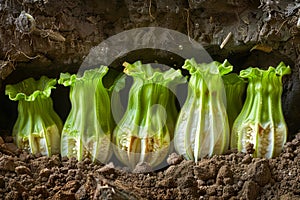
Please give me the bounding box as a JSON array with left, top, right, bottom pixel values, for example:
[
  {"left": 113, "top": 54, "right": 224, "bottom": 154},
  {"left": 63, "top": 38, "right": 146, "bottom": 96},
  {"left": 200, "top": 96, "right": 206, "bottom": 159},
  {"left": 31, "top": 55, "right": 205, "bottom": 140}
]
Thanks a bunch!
[
  {"left": 57, "top": 73, "right": 76, "bottom": 87},
  {"left": 6, "top": 76, "right": 56, "bottom": 101}
]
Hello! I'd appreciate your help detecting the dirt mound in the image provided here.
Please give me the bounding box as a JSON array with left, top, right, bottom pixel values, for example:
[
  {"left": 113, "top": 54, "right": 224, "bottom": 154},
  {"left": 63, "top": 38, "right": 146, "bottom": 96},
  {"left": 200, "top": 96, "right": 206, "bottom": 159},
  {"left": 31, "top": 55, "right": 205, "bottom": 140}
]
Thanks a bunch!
[{"left": 0, "top": 133, "right": 299, "bottom": 200}]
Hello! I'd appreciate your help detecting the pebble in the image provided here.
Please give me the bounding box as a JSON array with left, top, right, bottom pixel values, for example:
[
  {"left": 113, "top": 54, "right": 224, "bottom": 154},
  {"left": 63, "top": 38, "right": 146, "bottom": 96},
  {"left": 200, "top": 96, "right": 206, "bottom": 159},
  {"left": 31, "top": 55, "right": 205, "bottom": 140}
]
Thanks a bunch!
[
  {"left": 0, "top": 156, "right": 15, "bottom": 171},
  {"left": 15, "top": 166, "right": 31, "bottom": 176},
  {"left": 167, "top": 153, "right": 184, "bottom": 165},
  {"left": 96, "top": 162, "right": 115, "bottom": 174},
  {"left": 4, "top": 143, "right": 18, "bottom": 153},
  {"left": 133, "top": 162, "right": 153, "bottom": 173},
  {"left": 39, "top": 168, "right": 52, "bottom": 178},
  {"left": 247, "top": 159, "right": 271, "bottom": 186}
]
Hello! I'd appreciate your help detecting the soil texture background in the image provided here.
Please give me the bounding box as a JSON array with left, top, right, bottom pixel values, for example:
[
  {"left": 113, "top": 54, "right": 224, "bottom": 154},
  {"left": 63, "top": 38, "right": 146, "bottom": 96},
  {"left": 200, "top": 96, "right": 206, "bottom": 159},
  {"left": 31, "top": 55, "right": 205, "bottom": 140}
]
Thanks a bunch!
[
  {"left": 0, "top": 133, "right": 300, "bottom": 200},
  {"left": 1, "top": 0, "right": 300, "bottom": 199}
]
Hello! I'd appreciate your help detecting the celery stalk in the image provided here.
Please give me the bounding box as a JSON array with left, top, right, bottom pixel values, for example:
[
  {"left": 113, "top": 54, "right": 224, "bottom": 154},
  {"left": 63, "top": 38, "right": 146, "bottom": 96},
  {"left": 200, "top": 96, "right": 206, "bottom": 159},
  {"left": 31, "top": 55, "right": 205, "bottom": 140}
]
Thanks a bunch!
[
  {"left": 174, "top": 59, "right": 232, "bottom": 162},
  {"left": 58, "top": 67, "right": 112, "bottom": 163},
  {"left": 231, "top": 62, "right": 291, "bottom": 158},
  {"left": 223, "top": 73, "right": 247, "bottom": 130},
  {"left": 5, "top": 76, "right": 62, "bottom": 156},
  {"left": 113, "top": 61, "right": 186, "bottom": 169}
]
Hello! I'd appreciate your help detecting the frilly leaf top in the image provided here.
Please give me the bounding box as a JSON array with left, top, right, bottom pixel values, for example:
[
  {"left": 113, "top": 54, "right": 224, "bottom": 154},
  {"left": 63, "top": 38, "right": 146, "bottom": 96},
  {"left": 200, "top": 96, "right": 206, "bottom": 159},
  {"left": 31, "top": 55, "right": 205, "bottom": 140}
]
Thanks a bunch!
[
  {"left": 123, "top": 61, "right": 186, "bottom": 87},
  {"left": 6, "top": 76, "right": 56, "bottom": 101},
  {"left": 58, "top": 66, "right": 109, "bottom": 86}
]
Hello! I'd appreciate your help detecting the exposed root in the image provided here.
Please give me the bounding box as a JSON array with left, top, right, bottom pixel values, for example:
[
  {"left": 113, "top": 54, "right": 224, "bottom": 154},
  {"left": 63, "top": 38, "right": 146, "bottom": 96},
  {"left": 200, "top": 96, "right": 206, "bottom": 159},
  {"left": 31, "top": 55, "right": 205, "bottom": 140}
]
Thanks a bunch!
[
  {"left": 185, "top": 8, "right": 191, "bottom": 40},
  {"left": 37, "top": 29, "right": 66, "bottom": 42},
  {"left": 148, "top": 0, "right": 155, "bottom": 20},
  {"left": 16, "top": 50, "right": 40, "bottom": 60}
]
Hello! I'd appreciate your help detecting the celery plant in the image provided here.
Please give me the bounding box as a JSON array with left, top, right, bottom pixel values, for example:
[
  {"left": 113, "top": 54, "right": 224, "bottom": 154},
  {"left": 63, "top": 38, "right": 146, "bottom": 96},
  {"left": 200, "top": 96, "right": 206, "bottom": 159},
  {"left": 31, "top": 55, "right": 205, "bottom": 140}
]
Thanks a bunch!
[
  {"left": 6, "top": 76, "right": 62, "bottom": 156},
  {"left": 231, "top": 62, "right": 291, "bottom": 158},
  {"left": 113, "top": 61, "right": 186, "bottom": 169},
  {"left": 58, "top": 67, "right": 113, "bottom": 163},
  {"left": 174, "top": 59, "right": 232, "bottom": 162}
]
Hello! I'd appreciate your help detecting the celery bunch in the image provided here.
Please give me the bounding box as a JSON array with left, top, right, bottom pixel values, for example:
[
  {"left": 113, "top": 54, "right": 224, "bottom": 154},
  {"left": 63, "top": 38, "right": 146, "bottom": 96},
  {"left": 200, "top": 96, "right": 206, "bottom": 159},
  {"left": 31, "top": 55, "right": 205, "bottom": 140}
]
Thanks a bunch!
[
  {"left": 231, "top": 63, "right": 291, "bottom": 158},
  {"left": 113, "top": 61, "right": 186, "bottom": 169},
  {"left": 6, "top": 76, "right": 62, "bottom": 156},
  {"left": 58, "top": 67, "right": 113, "bottom": 162},
  {"left": 174, "top": 59, "right": 232, "bottom": 162}
]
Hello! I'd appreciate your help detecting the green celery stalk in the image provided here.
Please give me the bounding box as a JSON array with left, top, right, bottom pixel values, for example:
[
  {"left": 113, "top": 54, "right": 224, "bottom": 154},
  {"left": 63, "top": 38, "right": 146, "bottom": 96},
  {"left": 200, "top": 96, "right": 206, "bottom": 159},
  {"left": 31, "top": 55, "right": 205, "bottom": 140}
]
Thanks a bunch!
[
  {"left": 6, "top": 76, "right": 62, "bottom": 156},
  {"left": 58, "top": 67, "right": 112, "bottom": 162},
  {"left": 231, "top": 62, "right": 291, "bottom": 158},
  {"left": 174, "top": 59, "right": 232, "bottom": 162},
  {"left": 223, "top": 73, "right": 247, "bottom": 130},
  {"left": 113, "top": 61, "right": 186, "bottom": 169}
]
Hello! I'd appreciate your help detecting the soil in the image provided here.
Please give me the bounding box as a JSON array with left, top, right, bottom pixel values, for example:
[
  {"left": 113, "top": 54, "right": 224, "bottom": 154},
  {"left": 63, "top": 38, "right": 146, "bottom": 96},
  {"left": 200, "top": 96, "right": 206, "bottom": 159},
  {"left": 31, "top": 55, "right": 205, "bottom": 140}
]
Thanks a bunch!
[{"left": 0, "top": 133, "right": 300, "bottom": 200}]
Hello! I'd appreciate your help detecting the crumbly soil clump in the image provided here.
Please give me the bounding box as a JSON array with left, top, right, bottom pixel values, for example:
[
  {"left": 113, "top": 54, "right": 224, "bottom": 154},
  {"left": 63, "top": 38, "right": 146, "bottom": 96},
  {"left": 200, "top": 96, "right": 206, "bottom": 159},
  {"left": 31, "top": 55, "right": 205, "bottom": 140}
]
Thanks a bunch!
[{"left": 0, "top": 133, "right": 300, "bottom": 200}]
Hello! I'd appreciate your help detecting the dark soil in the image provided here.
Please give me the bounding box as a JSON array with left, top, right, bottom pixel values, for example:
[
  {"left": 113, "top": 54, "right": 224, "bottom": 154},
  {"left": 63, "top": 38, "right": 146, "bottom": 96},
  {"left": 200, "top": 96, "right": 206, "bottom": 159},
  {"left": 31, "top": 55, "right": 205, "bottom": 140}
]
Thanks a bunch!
[{"left": 0, "top": 133, "right": 300, "bottom": 200}]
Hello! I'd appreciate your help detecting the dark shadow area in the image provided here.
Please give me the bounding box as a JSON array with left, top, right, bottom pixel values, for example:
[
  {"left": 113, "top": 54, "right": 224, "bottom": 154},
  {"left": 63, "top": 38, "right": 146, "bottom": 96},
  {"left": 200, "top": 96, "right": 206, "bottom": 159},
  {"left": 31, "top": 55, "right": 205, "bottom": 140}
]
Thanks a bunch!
[{"left": 0, "top": 46, "right": 298, "bottom": 141}]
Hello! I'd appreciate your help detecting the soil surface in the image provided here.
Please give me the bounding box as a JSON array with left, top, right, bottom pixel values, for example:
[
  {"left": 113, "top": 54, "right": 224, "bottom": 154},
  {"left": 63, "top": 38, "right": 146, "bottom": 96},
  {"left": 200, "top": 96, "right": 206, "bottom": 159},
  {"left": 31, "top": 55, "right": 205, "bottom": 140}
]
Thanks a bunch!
[{"left": 0, "top": 133, "right": 300, "bottom": 200}]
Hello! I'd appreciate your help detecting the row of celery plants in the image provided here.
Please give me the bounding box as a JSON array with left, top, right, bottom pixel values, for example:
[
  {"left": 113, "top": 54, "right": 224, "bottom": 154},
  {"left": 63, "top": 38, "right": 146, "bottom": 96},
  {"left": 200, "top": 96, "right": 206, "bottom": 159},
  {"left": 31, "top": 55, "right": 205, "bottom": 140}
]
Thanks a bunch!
[{"left": 5, "top": 59, "right": 290, "bottom": 168}]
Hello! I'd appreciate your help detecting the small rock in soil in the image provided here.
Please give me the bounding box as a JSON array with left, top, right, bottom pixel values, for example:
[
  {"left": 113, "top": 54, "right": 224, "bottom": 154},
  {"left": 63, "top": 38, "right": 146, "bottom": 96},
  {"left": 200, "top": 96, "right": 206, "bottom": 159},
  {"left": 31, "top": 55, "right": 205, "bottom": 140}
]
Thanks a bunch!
[
  {"left": 206, "top": 185, "right": 218, "bottom": 196},
  {"left": 194, "top": 160, "right": 218, "bottom": 181},
  {"left": 178, "top": 175, "right": 197, "bottom": 189},
  {"left": 241, "top": 154, "right": 252, "bottom": 164},
  {"left": 216, "top": 165, "right": 233, "bottom": 185},
  {"left": 240, "top": 180, "right": 259, "bottom": 200},
  {"left": 133, "top": 162, "right": 152, "bottom": 173},
  {"left": 167, "top": 153, "right": 184, "bottom": 165},
  {"left": 15, "top": 165, "right": 31, "bottom": 176},
  {"left": 156, "top": 177, "right": 176, "bottom": 188},
  {"left": 0, "top": 155, "right": 15, "bottom": 171},
  {"left": 246, "top": 143, "right": 255, "bottom": 154},
  {"left": 248, "top": 159, "right": 271, "bottom": 186},
  {"left": 96, "top": 162, "right": 115, "bottom": 175},
  {"left": 39, "top": 168, "right": 52, "bottom": 178},
  {"left": 4, "top": 143, "right": 18, "bottom": 153},
  {"left": 48, "top": 154, "right": 61, "bottom": 167},
  {"left": 62, "top": 180, "right": 81, "bottom": 193},
  {"left": 51, "top": 191, "right": 75, "bottom": 200}
]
